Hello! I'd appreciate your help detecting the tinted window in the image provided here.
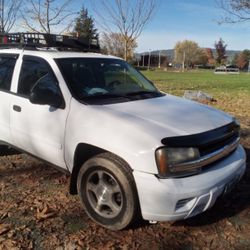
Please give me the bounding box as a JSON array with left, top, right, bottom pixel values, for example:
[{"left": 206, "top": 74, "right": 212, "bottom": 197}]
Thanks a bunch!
[
  {"left": 18, "top": 56, "right": 57, "bottom": 97},
  {"left": 0, "top": 56, "right": 17, "bottom": 91},
  {"left": 56, "top": 58, "right": 161, "bottom": 104},
  {"left": 32, "top": 73, "right": 61, "bottom": 95}
]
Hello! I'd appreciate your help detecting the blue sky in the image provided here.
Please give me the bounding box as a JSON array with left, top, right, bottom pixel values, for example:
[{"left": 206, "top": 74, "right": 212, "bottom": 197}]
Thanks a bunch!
[
  {"left": 83, "top": 0, "right": 250, "bottom": 53},
  {"left": 17, "top": 0, "right": 249, "bottom": 52}
]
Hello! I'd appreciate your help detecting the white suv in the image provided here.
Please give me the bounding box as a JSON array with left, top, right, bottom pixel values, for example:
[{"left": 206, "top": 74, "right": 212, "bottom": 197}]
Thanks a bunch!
[{"left": 0, "top": 34, "right": 246, "bottom": 230}]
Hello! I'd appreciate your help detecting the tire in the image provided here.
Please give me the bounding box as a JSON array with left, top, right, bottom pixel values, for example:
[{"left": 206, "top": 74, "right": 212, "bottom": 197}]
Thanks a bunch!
[{"left": 77, "top": 152, "right": 139, "bottom": 230}]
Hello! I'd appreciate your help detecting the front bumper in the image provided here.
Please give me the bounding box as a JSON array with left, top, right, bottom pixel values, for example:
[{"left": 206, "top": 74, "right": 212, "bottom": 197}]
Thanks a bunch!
[{"left": 133, "top": 145, "right": 246, "bottom": 221}]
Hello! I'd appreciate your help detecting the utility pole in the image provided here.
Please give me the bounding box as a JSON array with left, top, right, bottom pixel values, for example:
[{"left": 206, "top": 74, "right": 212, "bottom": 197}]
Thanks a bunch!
[
  {"left": 0, "top": 0, "right": 4, "bottom": 34},
  {"left": 148, "top": 50, "right": 151, "bottom": 70},
  {"left": 0, "top": 0, "right": 3, "bottom": 34},
  {"left": 182, "top": 50, "right": 186, "bottom": 72},
  {"left": 158, "top": 50, "right": 161, "bottom": 69}
]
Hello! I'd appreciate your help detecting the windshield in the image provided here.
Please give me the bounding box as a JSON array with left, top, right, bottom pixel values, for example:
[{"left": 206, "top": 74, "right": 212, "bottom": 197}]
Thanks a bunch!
[{"left": 56, "top": 58, "right": 163, "bottom": 104}]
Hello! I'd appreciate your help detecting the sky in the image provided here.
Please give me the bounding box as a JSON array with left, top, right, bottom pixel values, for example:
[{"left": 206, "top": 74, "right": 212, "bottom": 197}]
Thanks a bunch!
[
  {"left": 83, "top": 0, "right": 250, "bottom": 53},
  {"left": 14, "top": 0, "right": 250, "bottom": 53}
]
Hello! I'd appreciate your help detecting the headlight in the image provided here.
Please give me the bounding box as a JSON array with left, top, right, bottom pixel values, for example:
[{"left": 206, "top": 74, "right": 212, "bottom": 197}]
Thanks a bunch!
[{"left": 155, "top": 147, "right": 201, "bottom": 178}]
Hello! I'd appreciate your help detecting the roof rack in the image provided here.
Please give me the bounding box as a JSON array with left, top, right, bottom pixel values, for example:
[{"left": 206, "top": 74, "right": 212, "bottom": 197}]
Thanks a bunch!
[{"left": 0, "top": 33, "right": 100, "bottom": 52}]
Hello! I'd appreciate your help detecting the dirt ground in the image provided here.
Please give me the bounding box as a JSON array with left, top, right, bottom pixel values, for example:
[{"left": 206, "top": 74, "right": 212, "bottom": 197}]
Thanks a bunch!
[{"left": 0, "top": 116, "right": 250, "bottom": 250}]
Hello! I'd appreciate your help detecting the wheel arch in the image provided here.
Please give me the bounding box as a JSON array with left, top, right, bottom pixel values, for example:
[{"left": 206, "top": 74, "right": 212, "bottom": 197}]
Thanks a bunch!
[{"left": 69, "top": 143, "right": 132, "bottom": 195}]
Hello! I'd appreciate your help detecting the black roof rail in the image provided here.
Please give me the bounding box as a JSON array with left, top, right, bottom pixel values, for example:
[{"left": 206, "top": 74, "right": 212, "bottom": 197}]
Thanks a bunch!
[{"left": 0, "top": 33, "right": 100, "bottom": 52}]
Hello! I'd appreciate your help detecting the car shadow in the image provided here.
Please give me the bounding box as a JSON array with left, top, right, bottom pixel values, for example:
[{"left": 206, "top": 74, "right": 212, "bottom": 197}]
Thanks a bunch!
[
  {"left": 0, "top": 145, "right": 20, "bottom": 156},
  {"left": 241, "top": 127, "right": 250, "bottom": 139},
  {"left": 0, "top": 153, "right": 67, "bottom": 181},
  {"left": 174, "top": 146, "right": 250, "bottom": 227}
]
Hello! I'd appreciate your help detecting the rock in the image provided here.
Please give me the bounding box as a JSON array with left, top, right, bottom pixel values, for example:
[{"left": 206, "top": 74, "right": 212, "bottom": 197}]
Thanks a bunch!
[{"left": 183, "top": 90, "right": 216, "bottom": 102}]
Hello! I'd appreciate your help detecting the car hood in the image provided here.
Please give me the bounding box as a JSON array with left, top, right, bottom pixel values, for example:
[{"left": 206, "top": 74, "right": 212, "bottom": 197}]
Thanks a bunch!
[
  {"left": 103, "top": 94, "right": 233, "bottom": 137},
  {"left": 67, "top": 95, "right": 235, "bottom": 174}
]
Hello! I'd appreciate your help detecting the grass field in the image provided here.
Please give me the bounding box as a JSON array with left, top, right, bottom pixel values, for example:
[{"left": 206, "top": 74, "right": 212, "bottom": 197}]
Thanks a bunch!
[
  {"left": 142, "top": 69, "right": 250, "bottom": 120},
  {"left": 143, "top": 69, "right": 250, "bottom": 96}
]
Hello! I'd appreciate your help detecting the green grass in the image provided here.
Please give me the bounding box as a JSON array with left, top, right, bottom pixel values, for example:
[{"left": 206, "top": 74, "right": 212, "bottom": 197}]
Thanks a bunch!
[
  {"left": 141, "top": 69, "right": 250, "bottom": 119},
  {"left": 142, "top": 70, "right": 250, "bottom": 97}
]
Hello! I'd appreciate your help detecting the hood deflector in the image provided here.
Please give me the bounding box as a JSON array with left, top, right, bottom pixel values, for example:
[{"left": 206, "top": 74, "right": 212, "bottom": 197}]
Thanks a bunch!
[{"left": 161, "top": 121, "right": 240, "bottom": 156}]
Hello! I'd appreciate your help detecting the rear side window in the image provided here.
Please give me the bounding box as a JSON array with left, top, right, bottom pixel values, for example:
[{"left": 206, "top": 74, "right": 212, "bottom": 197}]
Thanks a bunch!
[
  {"left": 18, "top": 56, "right": 57, "bottom": 97},
  {"left": 0, "top": 55, "right": 17, "bottom": 91}
]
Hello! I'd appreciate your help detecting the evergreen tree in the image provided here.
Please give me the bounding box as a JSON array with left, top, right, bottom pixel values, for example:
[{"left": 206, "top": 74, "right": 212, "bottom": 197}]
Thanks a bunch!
[
  {"left": 73, "top": 6, "right": 99, "bottom": 41},
  {"left": 214, "top": 38, "right": 227, "bottom": 65}
]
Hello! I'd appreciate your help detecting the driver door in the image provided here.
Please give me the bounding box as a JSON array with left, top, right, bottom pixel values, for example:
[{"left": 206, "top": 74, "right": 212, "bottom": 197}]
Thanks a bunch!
[{"left": 10, "top": 55, "right": 68, "bottom": 169}]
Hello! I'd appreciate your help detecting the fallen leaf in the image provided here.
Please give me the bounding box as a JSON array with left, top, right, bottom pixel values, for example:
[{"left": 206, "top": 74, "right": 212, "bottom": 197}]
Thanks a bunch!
[
  {"left": 36, "top": 205, "right": 56, "bottom": 222},
  {"left": 0, "top": 224, "right": 11, "bottom": 235},
  {"left": 0, "top": 239, "right": 18, "bottom": 250},
  {"left": 0, "top": 213, "right": 8, "bottom": 221},
  {"left": 7, "top": 230, "right": 15, "bottom": 238}
]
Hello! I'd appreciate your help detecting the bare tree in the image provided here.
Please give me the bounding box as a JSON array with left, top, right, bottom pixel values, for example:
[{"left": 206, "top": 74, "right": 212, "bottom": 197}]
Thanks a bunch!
[
  {"left": 0, "top": 0, "right": 22, "bottom": 34},
  {"left": 217, "top": 0, "right": 250, "bottom": 23},
  {"left": 21, "top": 0, "right": 78, "bottom": 34},
  {"left": 101, "top": 32, "right": 137, "bottom": 61},
  {"left": 91, "top": 0, "right": 157, "bottom": 61}
]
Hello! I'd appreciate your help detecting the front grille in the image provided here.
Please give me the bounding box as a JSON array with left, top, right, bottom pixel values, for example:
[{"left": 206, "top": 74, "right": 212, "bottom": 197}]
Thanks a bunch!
[
  {"left": 161, "top": 121, "right": 240, "bottom": 154},
  {"left": 199, "top": 130, "right": 239, "bottom": 156}
]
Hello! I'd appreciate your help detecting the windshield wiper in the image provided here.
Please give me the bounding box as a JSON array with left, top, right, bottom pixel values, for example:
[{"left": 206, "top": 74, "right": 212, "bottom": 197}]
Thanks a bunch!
[
  {"left": 82, "top": 91, "right": 162, "bottom": 102},
  {"left": 84, "top": 93, "right": 131, "bottom": 100},
  {"left": 125, "top": 90, "right": 161, "bottom": 96}
]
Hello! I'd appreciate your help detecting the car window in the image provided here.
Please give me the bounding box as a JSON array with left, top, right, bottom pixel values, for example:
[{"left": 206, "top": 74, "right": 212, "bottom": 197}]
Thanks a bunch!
[
  {"left": 32, "top": 73, "right": 60, "bottom": 94},
  {"left": 0, "top": 55, "right": 17, "bottom": 91},
  {"left": 18, "top": 56, "right": 58, "bottom": 97},
  {"left": 56, "top": 58, "right": 161, "bottom": 104}
]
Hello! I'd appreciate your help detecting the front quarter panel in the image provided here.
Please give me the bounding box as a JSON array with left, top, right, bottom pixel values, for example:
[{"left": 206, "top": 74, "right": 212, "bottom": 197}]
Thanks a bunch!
[{"left": 64, "top": 99, "right": 162, "bottom": 174}]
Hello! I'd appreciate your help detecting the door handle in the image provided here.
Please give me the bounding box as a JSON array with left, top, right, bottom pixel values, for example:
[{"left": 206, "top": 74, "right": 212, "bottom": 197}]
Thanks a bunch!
[{"left": 13, "top": 105, "right": 22, "bottom": 112}]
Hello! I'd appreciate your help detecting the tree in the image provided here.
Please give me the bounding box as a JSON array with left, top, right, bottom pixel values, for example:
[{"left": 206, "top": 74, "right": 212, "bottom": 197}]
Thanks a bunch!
[
  {"left": 232, "top": 53, "right": 239, "bottom": 65},
  {"left": 214, "top": 38, "right": 227, "bottom": 64},
  {"left": 91, "top": 0, "right": 157, "bottom": 61},
  {"left": 21, "top": 0, "right": 78, "bottom": 34},
  {"left": 195, "top": 49, "right": 209, "bottom": 66},
  {"left": 73, "top": 6, "right": 99, "bottom": 41},
  {"left": 237, "top": 53, "right": 247, "bottom": 69},
  {"left": 0, "top": 0, "right": 23, "bottom": 34},
  {"left": 217, "top": 0, "right": 250, "bottom": 23},
  {"left": 174, "top": 40, "right": 201, "bottom": 71},
  {"left": 205, "top": 48, "right": 216, "bottom": 65},
  {"left": 101, "top": 32, "right": 137, "bottom": 61},
  {"left": 237, "top": 49, "right": 250, "bottom": 69}
]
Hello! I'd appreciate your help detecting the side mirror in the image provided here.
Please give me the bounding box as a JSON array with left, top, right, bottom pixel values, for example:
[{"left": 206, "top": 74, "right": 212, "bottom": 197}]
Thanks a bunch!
[{"left": 29, "top": 75, "right": 64, "bottom": 108}]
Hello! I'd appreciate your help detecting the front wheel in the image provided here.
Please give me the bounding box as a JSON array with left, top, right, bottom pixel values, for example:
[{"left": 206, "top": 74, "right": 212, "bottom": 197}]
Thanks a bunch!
[{"left": 77, "top": 153, "right": 139, "bottom": 230}]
